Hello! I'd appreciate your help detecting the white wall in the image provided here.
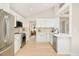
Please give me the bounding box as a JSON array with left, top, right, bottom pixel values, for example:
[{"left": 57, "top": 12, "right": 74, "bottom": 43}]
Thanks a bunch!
[{"left": 71, "top": 4, "right": 79, "bottom": 55}]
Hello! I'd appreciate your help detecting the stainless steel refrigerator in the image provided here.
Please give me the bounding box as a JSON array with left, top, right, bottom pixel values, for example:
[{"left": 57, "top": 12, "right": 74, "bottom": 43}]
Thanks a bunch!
[{"left": 0, "top": 9, "right": 14, "bottom": 56}]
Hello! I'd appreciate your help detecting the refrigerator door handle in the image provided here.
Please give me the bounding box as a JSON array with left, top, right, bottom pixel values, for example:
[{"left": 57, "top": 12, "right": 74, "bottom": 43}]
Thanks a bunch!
[{"left": 2, "top": 15, "right": 8, "bottom": 43}]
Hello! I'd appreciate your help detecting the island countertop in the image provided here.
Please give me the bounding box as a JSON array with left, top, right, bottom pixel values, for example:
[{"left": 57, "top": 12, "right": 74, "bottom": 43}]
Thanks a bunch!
[{"left": 52, "top": 33, "right": 71, "bottom": 37}]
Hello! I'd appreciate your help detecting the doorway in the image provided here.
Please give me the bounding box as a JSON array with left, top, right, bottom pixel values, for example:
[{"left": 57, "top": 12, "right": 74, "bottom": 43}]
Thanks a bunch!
[{"left": 29, "top": 20, "right": 36, "bottom": 42}]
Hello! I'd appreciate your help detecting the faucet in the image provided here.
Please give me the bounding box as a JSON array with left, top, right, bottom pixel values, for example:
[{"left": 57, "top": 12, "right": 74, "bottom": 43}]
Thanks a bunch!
[{"left": 54, "top": 28, "right": 59, "bottom": 34}]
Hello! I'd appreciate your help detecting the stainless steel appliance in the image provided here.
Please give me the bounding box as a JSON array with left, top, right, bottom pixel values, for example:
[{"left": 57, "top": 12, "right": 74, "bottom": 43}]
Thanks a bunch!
[
  {"left": 0, "top": 9, "right": 14, "bottom": 56},
  {"left": 53, "top": 35, "right": 57, "bottom": 52},
  {"left": 21, "top": 33, "right": 26, "bottom": 48}
]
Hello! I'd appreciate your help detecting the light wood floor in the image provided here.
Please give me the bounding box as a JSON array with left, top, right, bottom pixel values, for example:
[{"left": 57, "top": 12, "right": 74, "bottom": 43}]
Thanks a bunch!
[
  {"left": 15, "top": 36, "right": 70, "bottom": 56},
  {"left": 15, "top": 40, "right": 57, "bottom": 56}
]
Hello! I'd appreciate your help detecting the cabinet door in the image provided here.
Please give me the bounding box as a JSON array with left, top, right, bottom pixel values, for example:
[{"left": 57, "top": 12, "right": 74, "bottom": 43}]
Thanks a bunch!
[
  {"left": 36, "top": 32, "right": 47, "bottom": 42},
  {"left": 46, "top": 33, "right": 52, "bottom": 42},
  {"left": 58, "top": 37, "right": 71, "bottom": 54},
  {"left": 14, "top": 37, "right": 18, "bottom": 53},
  {"left": 49, "top": 34, "right": 53, "bottom": 44},
  {"left": 43, "top": 33, "right": 47, "bottom": 41},
  {"left": 14, "top": 34, "right": 21, "bottom": 53},
  {"left": 40, "top": 33, "right": 46, "bottom": 42}
]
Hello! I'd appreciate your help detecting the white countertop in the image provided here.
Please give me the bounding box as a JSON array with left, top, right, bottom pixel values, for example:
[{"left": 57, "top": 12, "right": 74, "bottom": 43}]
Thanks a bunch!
[{"left": 52, "top": 33, "right": 71, "bottom": 37}]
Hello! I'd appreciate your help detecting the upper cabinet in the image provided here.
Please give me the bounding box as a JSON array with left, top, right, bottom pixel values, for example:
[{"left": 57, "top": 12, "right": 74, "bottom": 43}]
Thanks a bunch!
[{"left": 36, "top": 18, "right": 59, "bottom": 28}]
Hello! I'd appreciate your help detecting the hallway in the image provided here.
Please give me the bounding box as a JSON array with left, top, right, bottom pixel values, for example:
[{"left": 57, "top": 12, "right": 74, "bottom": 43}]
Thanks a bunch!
[{"left": 15, "top": 41, "right": 56, "bottom": 56}]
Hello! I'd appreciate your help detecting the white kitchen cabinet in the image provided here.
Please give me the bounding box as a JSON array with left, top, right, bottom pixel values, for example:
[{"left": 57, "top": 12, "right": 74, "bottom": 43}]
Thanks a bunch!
[
  {"left": 36, "top": 18, "right": 59, "bottom": 28},
  {"left": 36, "top": 32, "right": 47, "bottom": 42},
  {"left": 46, "top": 33, "right": 52, "bottom": 43},
  {"left": 46, "top": 33, "right": 50, "bottom": 42},
  {"left": 14, "top": 34, "right": 22, "bottom": 54},
  {"left": 53, "top": 34, "right": 71, "bottom": 54},
  {"left": 36, "top": 32, "right": 53, "bottom": 43},
  {"left": 49, "top": 33, "right": 53, "bottom": 44}
]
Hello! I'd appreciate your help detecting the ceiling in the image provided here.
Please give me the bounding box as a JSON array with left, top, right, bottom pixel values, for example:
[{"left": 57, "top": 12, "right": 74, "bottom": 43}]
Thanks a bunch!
[{"left": 10, "top": 3, "right": 55, "bottom": 18}]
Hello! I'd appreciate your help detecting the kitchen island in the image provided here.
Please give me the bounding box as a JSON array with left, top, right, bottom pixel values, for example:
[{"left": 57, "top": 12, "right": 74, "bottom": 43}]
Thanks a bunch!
[{"left": 52, "top": 33, "right": 71, "bottom": 54}]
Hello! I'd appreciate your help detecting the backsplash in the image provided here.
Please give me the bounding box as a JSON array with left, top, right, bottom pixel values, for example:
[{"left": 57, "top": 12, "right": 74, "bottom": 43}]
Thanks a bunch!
[{"left": 14, "top": 27, "right": 23, "bottom": 34}]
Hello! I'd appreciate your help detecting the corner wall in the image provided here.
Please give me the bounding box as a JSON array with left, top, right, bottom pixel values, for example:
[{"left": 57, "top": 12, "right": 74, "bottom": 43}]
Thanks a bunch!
[{"left": 71, "top": 3, "right": 79, "bottom": 55}]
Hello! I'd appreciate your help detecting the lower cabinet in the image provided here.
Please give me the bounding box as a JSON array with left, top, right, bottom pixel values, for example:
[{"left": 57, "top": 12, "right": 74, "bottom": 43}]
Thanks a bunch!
[
  {"left": 14, "top": 34, "right": 22, "bottom": 54},
  {"left": 36, "top": 32, "right": 47, "bottom": 42},
  {"left": 53, "top": 35, "right": 71, "bottom": 54},
  {"left": 36, "top": 32, "right": 53, "bottom": 43},
  {"left": 47, "top": 33, "right": 53, "bottom": 44}
]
